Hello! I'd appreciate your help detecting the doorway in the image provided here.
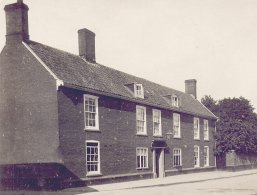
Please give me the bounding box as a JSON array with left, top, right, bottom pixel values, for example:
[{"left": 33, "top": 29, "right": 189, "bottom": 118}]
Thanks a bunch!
[{"left": 153, "top": 148, "right": 165, "bottom": 178}]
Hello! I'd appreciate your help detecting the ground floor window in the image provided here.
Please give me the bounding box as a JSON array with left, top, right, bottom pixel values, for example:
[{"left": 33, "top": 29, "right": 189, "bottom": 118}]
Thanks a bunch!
[
  {"left": 194, "top": 145, "right": 200, "bottom": 167},
  {"left": 86, "top": 141, "right": 100, "bottom": 175},
  {"left": 173, "top": 148, "right": 182, "bottom": 166},
  {"left": 136, "top": 147, "right": 148, "bottom": 169},
  {"left": 204, "top": 146, "right": 209, "bottom": 167}
]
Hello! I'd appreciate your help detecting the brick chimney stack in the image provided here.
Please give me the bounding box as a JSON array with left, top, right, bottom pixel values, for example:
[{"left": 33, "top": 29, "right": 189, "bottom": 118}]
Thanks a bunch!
[
  {"left": 4, "top": 0, "right": 29, "bottom": 43},
  {"left": 78, "top": 28, "right": 96, "bottom": 62},
  {"left": 185, "top": 79, "right": 197, "bottom": 99}
]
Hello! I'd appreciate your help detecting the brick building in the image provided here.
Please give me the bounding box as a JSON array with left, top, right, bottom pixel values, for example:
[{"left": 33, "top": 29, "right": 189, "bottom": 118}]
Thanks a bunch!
[{"left": 0, "top": 0, "right": 217, "bottom": 187}]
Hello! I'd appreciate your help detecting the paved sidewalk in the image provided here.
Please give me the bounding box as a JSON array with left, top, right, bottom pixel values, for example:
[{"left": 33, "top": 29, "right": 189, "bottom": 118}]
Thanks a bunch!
[
  {"left": 1, "top": 169, "right": 257, "bottom": 195},
  {"left": 85, "top": 169, "right": 257, "bottom": 194}
]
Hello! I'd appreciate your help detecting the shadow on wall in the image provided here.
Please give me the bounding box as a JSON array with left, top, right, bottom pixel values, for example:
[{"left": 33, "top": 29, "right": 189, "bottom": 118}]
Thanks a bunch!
[{"left": 0, "top": 163, "right": 97, "bottom": 191}]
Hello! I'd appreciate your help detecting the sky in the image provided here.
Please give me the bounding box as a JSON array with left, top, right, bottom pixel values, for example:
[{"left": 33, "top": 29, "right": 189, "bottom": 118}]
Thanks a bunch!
[{"left": 0, "top": 0, "right": 257, "bottom": 111}]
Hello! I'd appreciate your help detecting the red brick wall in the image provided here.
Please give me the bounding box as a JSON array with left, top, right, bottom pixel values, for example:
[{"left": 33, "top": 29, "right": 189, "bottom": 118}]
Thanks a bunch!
[
  {"left": 162, "top": 109, "right": 216, "bottom": 170},
  {"left": 0, "top": 43, "right": 61, "bottom": 164},
  {"left": 58, "top": 87, "right": 216, "bottom": 178}
]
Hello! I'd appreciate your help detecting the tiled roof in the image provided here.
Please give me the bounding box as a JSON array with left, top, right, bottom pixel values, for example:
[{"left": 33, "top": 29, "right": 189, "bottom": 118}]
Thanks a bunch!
[{"left": 26, "top": 41, "right": 217, "bottom": 119}]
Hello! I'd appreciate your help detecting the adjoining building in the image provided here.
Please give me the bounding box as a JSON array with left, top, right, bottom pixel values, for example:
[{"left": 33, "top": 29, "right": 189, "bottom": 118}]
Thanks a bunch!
[{"left": 0, "top": 0, "right": 217, "bottom": 188}]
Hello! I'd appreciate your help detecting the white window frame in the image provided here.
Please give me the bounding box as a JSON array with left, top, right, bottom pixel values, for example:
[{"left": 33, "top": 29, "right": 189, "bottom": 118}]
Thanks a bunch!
[
  {"left": 194, "top": 145, "right": 200, "bottom": 168},
  {"left": 84, "top": 94, "right": 99, "bottom": 131},
  {"left": 86, "top": 140, "right": 101, "bottom": 176},
  {"left": 173, "top": 113, "right": 181, "bottom": 138},
  {"left": 134, "top": 84, "right": 144, "bottom": 99},
  {"left": 204, "top": 146, "right": 209, "bottom": 167},
  {"left": 136, "top": 147, "right": 148, "bottom": 169},
  {"left": 171, "top": 95, "right": 179, "bottom": 107},
  {"left": 194, "top": 117, "right": 200, "bottom": 140},
  {"left": 153, "top": 109, "right": 162, "bottom": 136},
  {"left": 173, "top": 148, "right": 182, "bottom": 167},
  {"left": 136, "top": 105, "right": 147, "bottom": 135},
  {"left": 204, "top": 119, "right": 209, "bottom": 141}
]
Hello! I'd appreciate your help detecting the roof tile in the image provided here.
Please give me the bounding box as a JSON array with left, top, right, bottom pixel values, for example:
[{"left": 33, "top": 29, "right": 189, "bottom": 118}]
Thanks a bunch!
[{"left": 26, "top": 41, "right": 217, "bottom": 119}]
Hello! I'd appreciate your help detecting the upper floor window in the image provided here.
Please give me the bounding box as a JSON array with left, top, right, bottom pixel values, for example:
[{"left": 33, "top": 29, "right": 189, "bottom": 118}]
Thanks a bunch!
[
  {"left": 172, "top": 95, "right": 179, "bottom": 107},
  {"left": 204, "top": 120, "right": 209, "bottom": 140},
  {"left": 153, "top": 109, "right": 162, "bottom": 136},
  {"left": 194, "top": 117, "right": 200, "bottom": 140},
  {"left": 194, "top": 145, "right": 200, "bottom": 168},
  {"left": 86, "top": 140, "right": 100, "bottom": 175},
  {"left": 134, "top": 84, "right": 144, "bottom": 99},
  {"left": 136, "top": 147, "right": 148, "bottom": 169},
  {"left": 204, "top": 146, "right": 209, "bottom": 167},
  {"left": 173, "top": 148, "right": 182, "bottom": 166},
  {"left": 173, "top": 113, "right": 181, "bottom": 138},
  {"left": 84, "top": 95, "right": 99, "bottom": 130},
  {"left": 136, "top": 106, "right": 147, "bottom": 135}
]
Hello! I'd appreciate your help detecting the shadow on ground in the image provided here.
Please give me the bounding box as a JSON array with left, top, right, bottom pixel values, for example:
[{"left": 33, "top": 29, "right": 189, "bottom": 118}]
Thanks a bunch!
[
  {"left": 0, "top": 183, "right": 98, "bottom": 195},
  {"left": 0, "top": 163, "right": 98, "bottom": 194}
]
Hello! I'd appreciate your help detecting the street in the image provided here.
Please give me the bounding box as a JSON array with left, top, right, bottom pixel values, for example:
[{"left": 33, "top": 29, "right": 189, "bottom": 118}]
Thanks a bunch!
[
  {"left": 85, "top": 173, "right": 257, "bottom": 195},
  {"left": 81, "top": 169, "right": 257, "bottom": 195},
  {"left": 0, "top": 169, "right": 257, "bottom": 195}
]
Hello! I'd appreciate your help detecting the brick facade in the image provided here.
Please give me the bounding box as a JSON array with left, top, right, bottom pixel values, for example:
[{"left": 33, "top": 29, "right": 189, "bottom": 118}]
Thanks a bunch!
[{"left": 58, "top": 87, "right": 216, "bottom": 181}]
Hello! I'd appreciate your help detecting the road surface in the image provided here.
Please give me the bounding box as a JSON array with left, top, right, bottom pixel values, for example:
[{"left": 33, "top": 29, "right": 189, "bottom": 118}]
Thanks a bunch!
[{"left": 83, "top": 172, "right": 257, "bottom": 195}]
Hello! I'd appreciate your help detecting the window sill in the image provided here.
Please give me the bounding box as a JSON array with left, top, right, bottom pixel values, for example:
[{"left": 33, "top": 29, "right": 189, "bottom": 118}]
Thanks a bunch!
[
  {"left": 136, "top": 167, "right": 149, "bottom": 170},
  {"left": 136, "top": 133, "right": 148, "bottom": 136},
  {"left": 173, "top": 136, "right": 181, "bottom": 139},
  {"left": 194, "top": 138, "right": 200, "bottom": 141},
  {"left": 135, "top": 96, "right": 145, "bottom": 99},
  {"left": 85, "top": 128, "right": 100, "bottom": 132},
  {"left": 86, "top": 173, "right": 102, "bottom": 177},
  {"left": 204, "top": 139, "right": 209, "bottom": 141}
]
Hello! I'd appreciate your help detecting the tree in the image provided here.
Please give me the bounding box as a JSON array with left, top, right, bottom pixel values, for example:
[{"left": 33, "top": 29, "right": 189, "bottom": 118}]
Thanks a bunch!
[
  {"left": 218, "top": 97, "right": 257, "bottom": 124},
  {"left": 201, "top": 95, "right": 217, "bottom": 114},
  {"left": 201, "top": 96, "right": 257, "bottom": 156}
]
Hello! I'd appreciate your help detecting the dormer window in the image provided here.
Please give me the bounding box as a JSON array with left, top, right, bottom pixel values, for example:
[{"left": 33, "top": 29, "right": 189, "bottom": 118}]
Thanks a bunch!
[
  {"left": 172, "top": 95, "right": 179, "bottom": 107},
  {"left": 124, "top": 83, "right": 145, "bottom": 99},
  {"left": 163, "top": 94, "right": 180, "bottom": 107},
  {"left": 134, "top": 84, "right": 144, "bottom": 99}
]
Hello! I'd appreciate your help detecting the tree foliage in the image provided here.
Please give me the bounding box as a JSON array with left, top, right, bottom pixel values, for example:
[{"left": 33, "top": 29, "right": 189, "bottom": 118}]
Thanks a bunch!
[
  {"left": 201, "top": 95, "right": 217, "bottom": 113},
  {"left": 201, "top": 96, "right": 257, "bottom": 156}
]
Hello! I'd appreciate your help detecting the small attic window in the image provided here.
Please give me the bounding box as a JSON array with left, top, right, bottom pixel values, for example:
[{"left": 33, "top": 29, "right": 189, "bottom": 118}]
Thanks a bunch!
[
  {"left": 134, "top": 84, "right": 144, "bottom": 99},
  {"left": 163, "top": 94, "right": 181, "bottom": 107},
  {"left": 172, "top": 95, "right": 179, "bottom": 107}
]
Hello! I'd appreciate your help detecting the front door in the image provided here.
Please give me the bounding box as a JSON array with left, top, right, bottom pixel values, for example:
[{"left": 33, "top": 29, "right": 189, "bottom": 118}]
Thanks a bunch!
[
  {"left": 155, "top": 149, "right": 161, "bottom": 177},
  {"left": 153, "top": 148, "right": 165, "bottom": 178}
]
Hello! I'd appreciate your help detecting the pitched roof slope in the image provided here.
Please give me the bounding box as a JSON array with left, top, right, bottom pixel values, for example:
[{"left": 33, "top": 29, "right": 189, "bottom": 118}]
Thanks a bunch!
[{"left": 26, "top": 41, "right": 217, "bottom": 119}]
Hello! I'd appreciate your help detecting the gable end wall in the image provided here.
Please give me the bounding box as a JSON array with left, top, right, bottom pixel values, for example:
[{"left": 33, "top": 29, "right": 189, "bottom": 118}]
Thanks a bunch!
[{"left": 0, "top": 43, "right": 62, "bottom": 164}]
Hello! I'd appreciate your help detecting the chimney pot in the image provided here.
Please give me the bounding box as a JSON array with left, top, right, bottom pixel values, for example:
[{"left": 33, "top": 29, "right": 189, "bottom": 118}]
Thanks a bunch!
[
  {"left": 185, "top": 79, "right": 197, "bottom": 99},
  {"left": 78, "top": 28, "right": 96, "bottom": 62}
]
